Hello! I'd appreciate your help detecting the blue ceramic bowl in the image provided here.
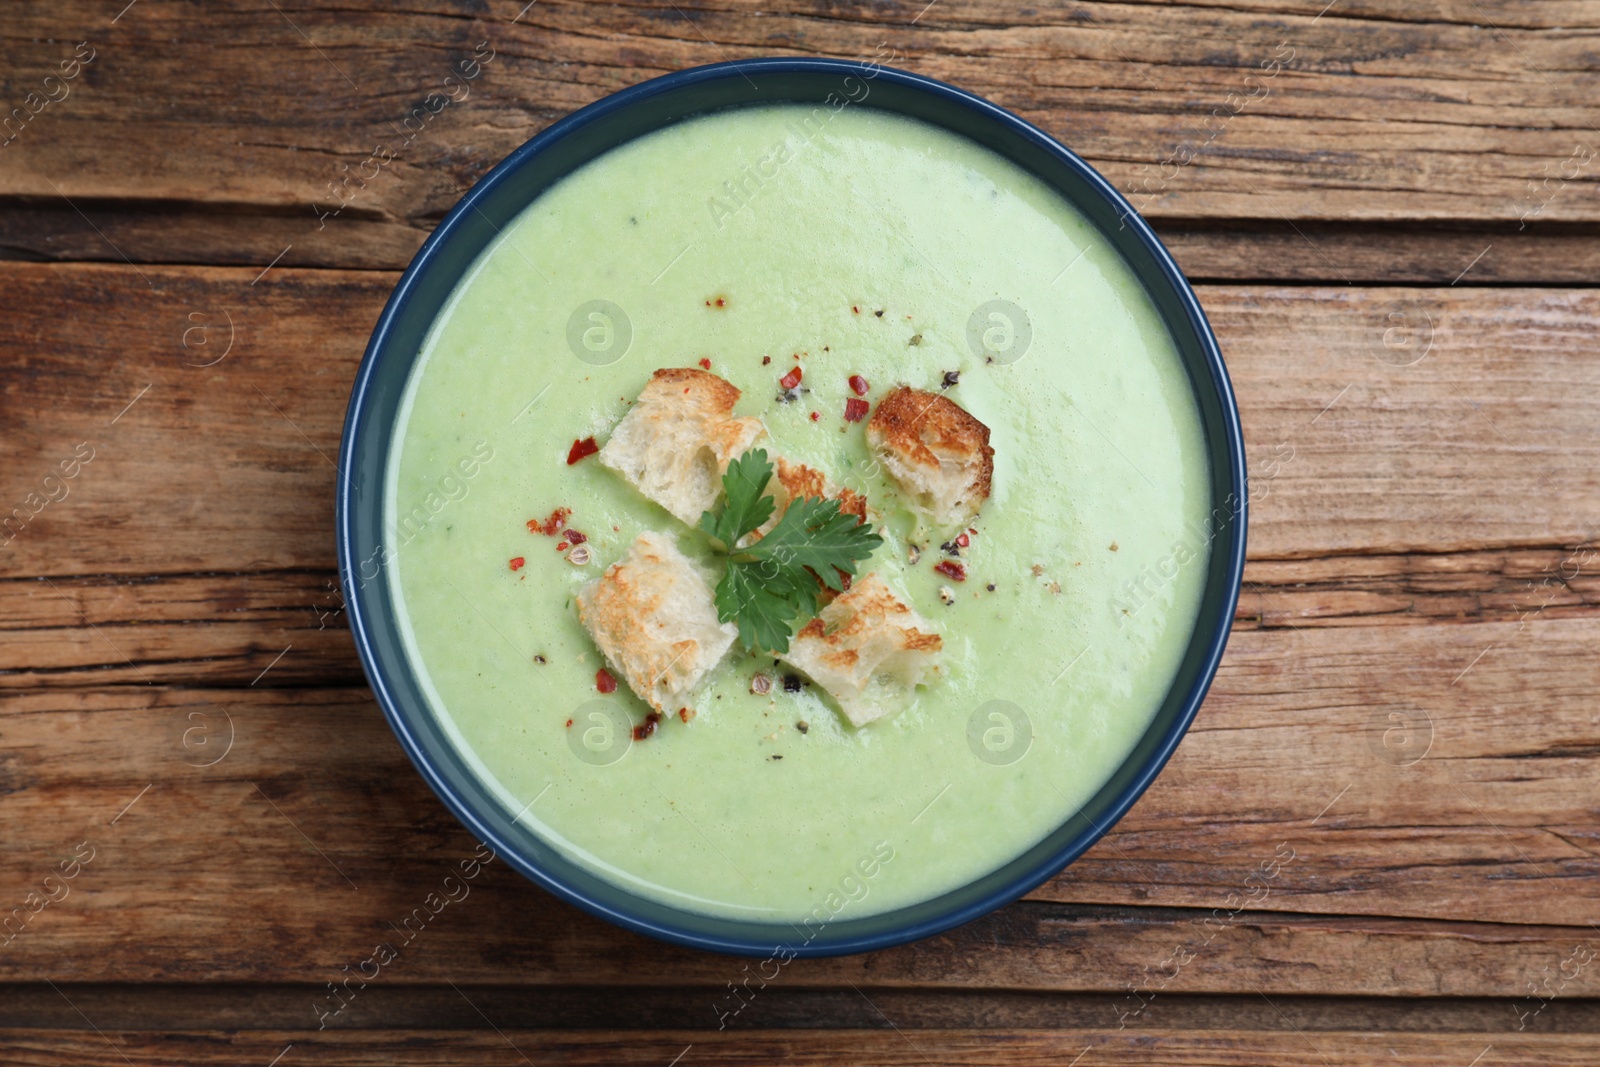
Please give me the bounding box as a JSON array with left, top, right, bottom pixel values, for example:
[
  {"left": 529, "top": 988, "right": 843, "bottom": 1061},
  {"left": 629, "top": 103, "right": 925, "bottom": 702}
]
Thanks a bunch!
[{"left": 337, "top": 56, "right": 1247, "bottom": 957}]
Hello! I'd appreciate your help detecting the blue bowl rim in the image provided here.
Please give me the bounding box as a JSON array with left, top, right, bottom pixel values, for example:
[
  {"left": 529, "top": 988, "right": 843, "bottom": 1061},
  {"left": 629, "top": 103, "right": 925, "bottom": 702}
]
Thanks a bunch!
[{"left": 337, "top": 55, "right": 1247, "bottom": 957}]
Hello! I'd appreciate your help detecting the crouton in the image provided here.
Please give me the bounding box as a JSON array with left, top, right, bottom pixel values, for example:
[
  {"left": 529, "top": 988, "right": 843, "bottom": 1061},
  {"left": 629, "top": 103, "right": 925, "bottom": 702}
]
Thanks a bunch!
[
  {"left": 575, "top": 531, "right": 737, "bottom": 712},
  {"left": 779, "top": 573, "right": 942, "bottom": 726},
  {"left": 748, "top": 456, "right": 870, "bottom": 542},
  {"left": 599, "top": 367, "right": 766, "bottom": 525},
  {"left": 865, "top": 386, "right": 994, "bottom": 529}
]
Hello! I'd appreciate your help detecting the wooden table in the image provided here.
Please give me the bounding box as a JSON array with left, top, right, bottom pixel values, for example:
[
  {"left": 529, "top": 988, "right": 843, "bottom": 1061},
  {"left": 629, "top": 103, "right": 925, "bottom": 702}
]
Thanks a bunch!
[{"left": 3, "top": 1, "right": 1597, "bottom": 1062}]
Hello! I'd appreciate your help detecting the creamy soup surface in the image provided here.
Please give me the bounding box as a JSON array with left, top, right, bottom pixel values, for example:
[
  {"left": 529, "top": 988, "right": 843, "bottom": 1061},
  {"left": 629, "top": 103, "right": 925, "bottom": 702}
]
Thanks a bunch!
[{"left": 387, "top": 102, "right": 1212, "bottom": 922}]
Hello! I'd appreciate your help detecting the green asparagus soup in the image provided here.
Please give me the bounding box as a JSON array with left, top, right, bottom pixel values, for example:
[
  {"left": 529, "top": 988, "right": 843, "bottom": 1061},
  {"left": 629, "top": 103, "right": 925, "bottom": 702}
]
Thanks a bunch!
[{"left": 386, "top": 103, "right": 1212, "bottom": 922}]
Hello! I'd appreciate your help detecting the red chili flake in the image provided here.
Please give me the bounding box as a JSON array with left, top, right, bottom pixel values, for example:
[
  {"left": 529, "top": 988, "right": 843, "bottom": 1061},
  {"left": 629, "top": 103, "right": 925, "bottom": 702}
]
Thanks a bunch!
[
  {"left": 852, "top": 305, "right": 860, "bottom": 314},
  {"left": 533, "top": 507, "right": 572, "bottom": 536},
  {"left": 762, "top": 355, "right": 772, "bottom": 366},
  {"left": 955, "top": 532, "right": 970, "bottom": 548},
  {"left": 632, "top": 710, "right": 663, "bottom": 741},
  {"left": 564, "top": 529, "right": 587, "bottom": 545},
  {"left": 567, "top": 437, "right": 599, "bottom": 465},
  {"left": 934, "top": 560, "right": 967, "bottom": 581},
  {"left": 844, "top": 397, "right": 870, "bottom": 423},
  {"left": 508, "top": 557, "right": 525, "bottom": 571},
  {"left": 698, "top": 357, "right": 712, "bottom": 370},
  {"left": 809, "top": 411, "right": 820, "bottom": 422},
  {"left": 556, "top": 541, "right": 569, "bottom": 551},
  {"left": 565, "top": 718, "right": 573, "bottom": 728},
  {"left": 848, "top": 375, "right": 869, "bottom": 396},
  {"left": 678, "top": 707, "right": 696, "bottom": 723},
  {"left": 596, "top": 668, "right": 618, "bottom": 694},
  {"left": 779, "top": 366, "right": 803, "bottom": 390}
]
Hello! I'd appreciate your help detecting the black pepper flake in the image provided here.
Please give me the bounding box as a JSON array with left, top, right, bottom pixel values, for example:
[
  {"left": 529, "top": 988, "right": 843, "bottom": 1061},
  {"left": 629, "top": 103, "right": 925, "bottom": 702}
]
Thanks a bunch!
[
  {"left": 941, "top": 370, "right": 961, "bottom": 388},
  {"left": 986, "top": 583, "right": 996, "bottom": 592},
  {"left": 908, "top": 333, "right": 923, "bottom": 346},
  {"left": 770, "top": 754, "right": 783, "bottom": 761},
  {"left": 782, "top": 674, "right": 803, "bottom": 693},
  {"left": 874, "top": 309, "right": 884, "bottom": 318},
  {"left": 797, "top": 720, "right": 809, "bottom": 734},
  {"left": 532, "top": 654, "right": 547, "bottom": 664},
  {"left": 940, "top": 540, "right": 962, "bottom": 557}
]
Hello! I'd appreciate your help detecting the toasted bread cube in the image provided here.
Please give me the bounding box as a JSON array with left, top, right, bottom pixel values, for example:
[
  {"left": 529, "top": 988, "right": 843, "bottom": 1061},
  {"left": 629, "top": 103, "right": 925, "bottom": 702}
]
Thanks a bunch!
[
  {"left": 747, "top": 456, "right": 870, "bottom": 543},
  {"left": 599, "top": 367, "right": 766, "bottom": 525},
  {"left": 865, "top": 386, "right": 994, "bottom": 529},
  {"left": 779, "top": 573, "right": 942, "bottom": 726},
  {"left": 575, "top": 531, "right": 737, "bottom": 712}
]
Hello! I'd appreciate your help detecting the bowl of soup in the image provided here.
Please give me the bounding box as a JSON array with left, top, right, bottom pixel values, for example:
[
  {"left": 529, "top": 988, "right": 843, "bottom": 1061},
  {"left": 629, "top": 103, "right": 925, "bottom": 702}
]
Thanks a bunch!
[{"left": 337, "top": 56, "right": 1246, "bottom": 956}]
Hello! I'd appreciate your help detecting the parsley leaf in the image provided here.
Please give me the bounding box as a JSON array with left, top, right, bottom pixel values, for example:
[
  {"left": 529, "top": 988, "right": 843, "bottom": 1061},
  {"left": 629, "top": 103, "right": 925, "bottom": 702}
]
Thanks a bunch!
[
  {"left": 698, "top": 448, "right": 777, "bottom": 549},
  {"left": 752, "top": 496, "right": 879, "bottom": 594},
  {"left": 716, "top": 559, "right": 812, "bottom": 654},
  {"left": 699, "top": 449, "right": 884, "bottom": 653}
]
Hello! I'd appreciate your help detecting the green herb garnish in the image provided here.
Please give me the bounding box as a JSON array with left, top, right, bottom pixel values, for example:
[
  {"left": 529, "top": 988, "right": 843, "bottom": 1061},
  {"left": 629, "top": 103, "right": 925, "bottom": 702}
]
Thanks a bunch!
[{"left": 699, "top": 448, "right": 883, "bottom": 654}]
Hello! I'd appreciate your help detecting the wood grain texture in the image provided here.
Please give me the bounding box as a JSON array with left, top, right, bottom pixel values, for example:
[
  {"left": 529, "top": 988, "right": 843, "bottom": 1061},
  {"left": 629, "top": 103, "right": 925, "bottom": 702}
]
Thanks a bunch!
[
  {"left": 7, "top": 983, "right": 1596, "bottom": 1031},
  {"left": 0, "top": 1028, "right": 1591, "bottom": 1066},
  {"left": 3, "top": 607, "right": 1599, "bottom": 989},
  {"left": 0, "top": 0, "right": 1597, "bottom": 276}
]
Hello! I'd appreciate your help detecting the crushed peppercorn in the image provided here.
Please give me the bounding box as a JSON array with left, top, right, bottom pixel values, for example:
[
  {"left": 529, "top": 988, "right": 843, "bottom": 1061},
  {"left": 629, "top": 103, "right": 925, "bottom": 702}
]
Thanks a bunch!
[
  {"left": 762, "top": 355, "right": 772, "bottom": 366},
  {"left": 782, "top": 674, "right": 803, "bottom": 693},
  {"left": 809, "top": 411, "right": 820, "bottom": 422},
  {"left": 848, "top": 375, "right": 869, "bottom": 396},
  {"left": 531, "top": 507, "right": 572, "bottom": 536},
  {"left": 566, "top": 437, "right": 599, "bottom": 465},
  {"left": 934, "top": 560, "right": 967, "bottom": 581},
  {"left": 941, "top": 370, "right": 961, "bottom": 388},
  {"left": 632, "top": 710, "right": 663, "bottom": 741},
  {"left": 796, "top": 720, "right": 809, "bottom": 734},
  {"left": 564, "top": 529, "right": 587, "bottom": 545}
]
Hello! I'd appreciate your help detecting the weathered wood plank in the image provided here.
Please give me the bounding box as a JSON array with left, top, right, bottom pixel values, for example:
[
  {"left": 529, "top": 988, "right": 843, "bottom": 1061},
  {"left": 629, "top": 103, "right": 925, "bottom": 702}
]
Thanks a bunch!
[
  {"left": 0, "top": 571, "right": 360, "bottom": 689},
  {"left": 2, "top": 264, "right": 1597, "bottom": 576},
  {"left": 5, "top": 983, "right": 1595, "bottom": 1032},
  {"left": 0, "top": 0, "right": 1596, "bottom": 277},
  {"left": 7, "top": 544, "right": 1596, "bottom": 689},
  {"left": 0, "top": 1028, "right": 1589, "bottom": 1066},
  {"left": 10, "top": 207, "right": 1600, "bottom": 287},
  {"left": 3, "top": 598, "right": 1599, "bottom": 988}
]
